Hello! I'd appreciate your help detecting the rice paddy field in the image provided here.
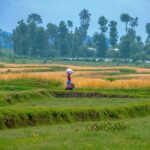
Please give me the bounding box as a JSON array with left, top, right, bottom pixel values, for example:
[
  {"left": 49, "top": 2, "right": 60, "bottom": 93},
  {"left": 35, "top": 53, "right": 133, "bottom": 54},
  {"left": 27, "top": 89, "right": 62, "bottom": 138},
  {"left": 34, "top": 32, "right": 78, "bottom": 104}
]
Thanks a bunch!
[{"left": 0, "top": 62, "right": 150, "bottom": 150}]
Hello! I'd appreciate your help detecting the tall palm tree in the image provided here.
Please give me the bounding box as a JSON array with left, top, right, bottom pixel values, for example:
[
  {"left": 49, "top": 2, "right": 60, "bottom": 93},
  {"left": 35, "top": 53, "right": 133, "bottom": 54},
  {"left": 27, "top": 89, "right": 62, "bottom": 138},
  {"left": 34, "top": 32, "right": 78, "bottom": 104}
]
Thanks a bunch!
[
  {"left": 130, "top": 17, "right": 138, "bottom": 31},
  {"left": 79, "top": 9, "right": 91, "bottom": 30},
  {"left": 120, "top": 13, "right": 131, "bottom": 34},
  {"left": 67, "top": 20, "right": 73, "bottom": 32},
  {"left": 26, "top": 13, "right": 42, "bottom": 24},
  {"left": 98, "top": 16, "right": 108, "bottom": 34},
  {"left": 146, "top": 23, "right": 150, "bottom": 43}
]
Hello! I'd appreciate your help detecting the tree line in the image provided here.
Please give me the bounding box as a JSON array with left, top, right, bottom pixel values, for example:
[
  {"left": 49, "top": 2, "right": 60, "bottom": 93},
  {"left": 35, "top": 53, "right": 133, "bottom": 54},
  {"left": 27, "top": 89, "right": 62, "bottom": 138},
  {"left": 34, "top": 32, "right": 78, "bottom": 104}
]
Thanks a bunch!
[{"left": 12, "top": 9, "right": 150, "bottom": 60}]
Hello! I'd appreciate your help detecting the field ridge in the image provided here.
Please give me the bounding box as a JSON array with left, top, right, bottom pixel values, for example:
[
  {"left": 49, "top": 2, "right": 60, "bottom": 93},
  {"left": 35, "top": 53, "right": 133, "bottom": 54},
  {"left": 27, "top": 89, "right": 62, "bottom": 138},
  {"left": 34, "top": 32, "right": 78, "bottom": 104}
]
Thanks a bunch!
[{"left": 0, "top": 101, "right": 150, "bottom": 129}]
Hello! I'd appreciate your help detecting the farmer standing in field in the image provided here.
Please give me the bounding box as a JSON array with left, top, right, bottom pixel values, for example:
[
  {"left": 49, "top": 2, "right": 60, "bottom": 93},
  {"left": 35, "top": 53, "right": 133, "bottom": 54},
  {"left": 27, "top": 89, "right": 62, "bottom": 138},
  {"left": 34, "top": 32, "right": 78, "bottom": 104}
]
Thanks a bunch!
[{"left": 65, "top": 68, "right": 74, "bottom": 90}]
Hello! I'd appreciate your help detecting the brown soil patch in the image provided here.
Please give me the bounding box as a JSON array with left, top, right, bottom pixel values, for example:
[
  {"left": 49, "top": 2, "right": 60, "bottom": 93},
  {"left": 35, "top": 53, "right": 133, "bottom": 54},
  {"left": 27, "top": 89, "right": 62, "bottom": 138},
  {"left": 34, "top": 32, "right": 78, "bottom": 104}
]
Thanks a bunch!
[{"left": 52, "top": 91, "right": 135, "bottom": 98}]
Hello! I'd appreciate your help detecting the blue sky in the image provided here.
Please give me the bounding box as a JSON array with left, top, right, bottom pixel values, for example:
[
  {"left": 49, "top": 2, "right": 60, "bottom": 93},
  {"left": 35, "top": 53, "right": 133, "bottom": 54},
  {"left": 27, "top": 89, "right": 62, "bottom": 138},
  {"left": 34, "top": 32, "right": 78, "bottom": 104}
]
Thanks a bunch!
[{"left": 0, "top": 0, "right": 149, "bottom": 40}]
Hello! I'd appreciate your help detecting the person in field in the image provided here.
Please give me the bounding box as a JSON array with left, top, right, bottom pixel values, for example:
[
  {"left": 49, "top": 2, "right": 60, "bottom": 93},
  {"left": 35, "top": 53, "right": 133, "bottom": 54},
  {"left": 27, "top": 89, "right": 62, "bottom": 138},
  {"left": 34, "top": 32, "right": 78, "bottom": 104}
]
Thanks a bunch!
[{"left": 65, "top": 69, "right": 74, "bottom": 90}]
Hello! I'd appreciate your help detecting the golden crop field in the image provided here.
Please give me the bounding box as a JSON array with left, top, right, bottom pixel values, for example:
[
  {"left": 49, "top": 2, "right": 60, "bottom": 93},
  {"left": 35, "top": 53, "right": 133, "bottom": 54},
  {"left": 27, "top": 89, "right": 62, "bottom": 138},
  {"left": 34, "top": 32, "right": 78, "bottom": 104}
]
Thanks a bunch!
[{"left": 0, "top": 63, "right": 150, "bottom": 89}]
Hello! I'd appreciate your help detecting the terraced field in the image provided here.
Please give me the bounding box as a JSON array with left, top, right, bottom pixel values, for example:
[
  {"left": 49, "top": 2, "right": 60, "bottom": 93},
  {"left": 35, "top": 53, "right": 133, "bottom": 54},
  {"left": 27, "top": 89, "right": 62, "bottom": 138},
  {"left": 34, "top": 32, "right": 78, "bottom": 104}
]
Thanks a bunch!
[{"left": 0, "top": 63, "right": 150, "bottom": 150}]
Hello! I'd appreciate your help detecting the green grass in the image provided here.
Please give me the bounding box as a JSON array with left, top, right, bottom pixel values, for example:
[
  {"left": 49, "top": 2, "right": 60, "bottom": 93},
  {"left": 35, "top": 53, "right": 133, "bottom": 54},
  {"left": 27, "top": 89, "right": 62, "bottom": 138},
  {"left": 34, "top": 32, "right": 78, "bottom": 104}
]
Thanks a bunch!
[
  {"left": 0, "top": 79, "right": 62, "bottom": 105},
  {"left": 0, "top": 116, "right": 150, "bottom": 150},
  {"left": 0, "top": 88, "right": 150, "bottom": 106},
  {"left": 101, "top": 68, "right": 137, "bottom": 76},
  {"left": 0, "top": 79, "right": 149, "bottom": 130},
  {"left": 0, "top": 81, "right": 149, "bottom": 106},
  {"left": 76, "top": 88, "right": 150, "bottom": 98},
  {"left": 0, "top": 101, "right": 149, "bottom": 129},
  {"left": 0, "top": 64, "right": 5, "bottom": 68},
  {"left": 5, "top": 98, "right": 149, "bottom": 109},
  {"left": 0, "top": 90, "right": 53, "bottom": 106},
  {"left": 0, "top": 78, "right": 62, "bottom": 92},
  {"left": 0, "top": 78, "right": 150, "bottom": 149},
  {"left": 0, "top": 78, "right": 149, "bottom": 108},
  {"left": 105, "top": 77, "right": 134, "bottom": 81},
  {"left": 117, "top": 68, "right": 137, "bottom": 74}
]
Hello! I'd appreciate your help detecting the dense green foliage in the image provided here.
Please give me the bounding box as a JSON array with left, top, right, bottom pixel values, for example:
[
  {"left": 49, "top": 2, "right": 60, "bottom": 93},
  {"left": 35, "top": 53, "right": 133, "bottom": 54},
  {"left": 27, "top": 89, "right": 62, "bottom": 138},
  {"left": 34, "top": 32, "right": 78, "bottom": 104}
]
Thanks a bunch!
[{"left": 10, "top": 11, "right": 150, "bottom": 60}]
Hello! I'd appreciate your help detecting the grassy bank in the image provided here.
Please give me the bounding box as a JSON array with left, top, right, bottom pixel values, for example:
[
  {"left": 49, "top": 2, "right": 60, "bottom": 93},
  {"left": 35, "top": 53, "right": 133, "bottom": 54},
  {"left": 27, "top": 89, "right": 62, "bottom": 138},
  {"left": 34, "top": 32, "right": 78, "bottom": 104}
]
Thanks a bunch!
[
  {"left": 0, "top": 101, "right": 150, "bottom": 129},
  {"left": 0, "top": 88, "right": 150, "bottom": 106}
]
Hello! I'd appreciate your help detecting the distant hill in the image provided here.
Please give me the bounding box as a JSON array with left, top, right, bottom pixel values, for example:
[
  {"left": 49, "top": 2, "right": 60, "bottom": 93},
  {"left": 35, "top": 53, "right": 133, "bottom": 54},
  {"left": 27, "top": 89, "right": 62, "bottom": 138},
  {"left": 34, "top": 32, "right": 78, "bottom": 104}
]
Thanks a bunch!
[{"left": 0, "top": 29, "right": 13, "bottom": 49}]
